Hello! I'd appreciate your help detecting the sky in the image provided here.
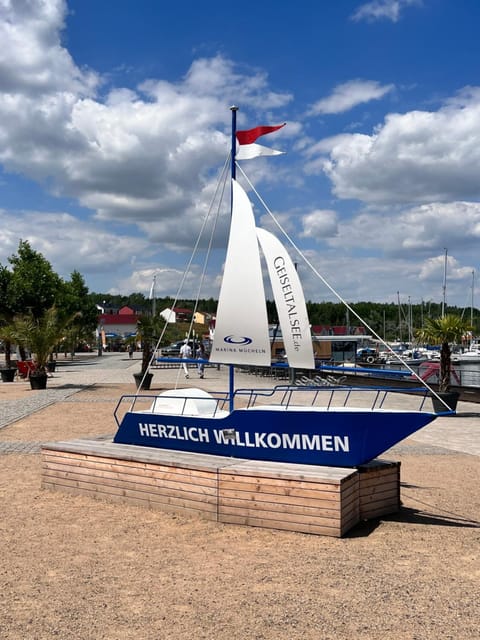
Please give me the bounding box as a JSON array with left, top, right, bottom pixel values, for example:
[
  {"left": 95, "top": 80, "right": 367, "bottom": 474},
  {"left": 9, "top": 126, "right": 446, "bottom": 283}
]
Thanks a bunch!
[{"left": 1, "top": 0, "right": 480, "bottom": 310}]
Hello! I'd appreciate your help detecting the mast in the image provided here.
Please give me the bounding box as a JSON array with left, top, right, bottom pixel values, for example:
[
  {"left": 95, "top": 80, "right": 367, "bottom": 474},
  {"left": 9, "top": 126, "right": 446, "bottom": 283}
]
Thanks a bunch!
[
  {"left": 471, "top": 270, "right": 475, "bottom": 329},
  {"left": 230, "top": 105, "right": 238, "bottom": 180},
  {"left": 228, "top": 105, "right": 238, "bottom": 411},
  {"left": 442, "top": 248, "right": 447, "bottom": 318},
  {"left": 397, "top": 291, "right": 402, "bottom": 342}
]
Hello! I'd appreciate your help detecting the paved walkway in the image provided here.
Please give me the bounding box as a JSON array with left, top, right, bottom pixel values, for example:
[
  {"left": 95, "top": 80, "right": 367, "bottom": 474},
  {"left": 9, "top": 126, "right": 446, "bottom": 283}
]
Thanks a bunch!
[{"left": 1, "top": 352, "right": 479, "bottom": 457}]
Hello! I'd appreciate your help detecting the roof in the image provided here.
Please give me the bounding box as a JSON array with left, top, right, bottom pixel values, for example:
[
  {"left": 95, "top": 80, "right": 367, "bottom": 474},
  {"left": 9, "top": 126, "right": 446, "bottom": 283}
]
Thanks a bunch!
[{"left": 99, "top": 315, "right": 138, "bottom": 325}]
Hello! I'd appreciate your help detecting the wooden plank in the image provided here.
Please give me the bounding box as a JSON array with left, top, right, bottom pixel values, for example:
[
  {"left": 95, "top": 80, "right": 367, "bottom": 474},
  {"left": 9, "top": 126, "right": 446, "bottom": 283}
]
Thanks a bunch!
[
  {"left": 218, "top": 477, "right": 342, "bottom": 502},
  {"left": 41, "top": 482, "right": 217, "bottom": 520},
  {"left": 43, "top": 459, "right": 217, "bottom": 492},
  {"left": 42, "top": 441, "right": 242, "bottom": 472},
  {"left": 219, "top": 512, "right": 344, "bottom": 537},
  {"left": 218, "top": 495, "right": 341, "bottom": 520},
  {"left": 42, "top": 468, "right": 217, "bottom": 502},
  {"left": 42, "top": 475, "right": 217, "bottom": 513},
  {"left": 219, "top": 487, "right": 342, "bottom": 513},
  {"left": 360, "top": 483, "right": 399, "bottom": 499},
  {"left": 42, "top": 449, "right": 218, "bottom": 481},
  {"left": 359, "top": 475, "right": 399, "bottom": 492},
  {"left": 225, "top": 459, "right": 356, "bottom": 483},
  {"left": 219, "top": 503, "right": 343, "bottom": 528},
  {"left": 218, "top": 472, "right": 344, "bottom": 493}
]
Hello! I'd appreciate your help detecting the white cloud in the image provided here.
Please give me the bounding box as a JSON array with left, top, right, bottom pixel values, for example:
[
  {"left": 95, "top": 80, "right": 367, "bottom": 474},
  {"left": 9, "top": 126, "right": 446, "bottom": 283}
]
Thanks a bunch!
[
  {"left": 306, "top": 89, "right": 480, "bottom": 204},
  {"left": 300, "top": 210, "right": 338, "bottom": 239},
  {"left": 309, "top": 80, "right": 394, "bottom": 116},
  {"left": 0, "top": 0, "right": 292, "bottom": 250},
  {"left": 0, "top": 0, "right": 98, "bottom": 96},
  {"left": 419, "top": 254, "right": 472, "bottom": 284},
  {"left": 0, "top": 208, "right": 148, "bottom": 281},
  {"left": 327, "top": 201, "right": 480, "bottom": 257},
  {"left": 351, "top": 0, "right": 422, "bottom": 23}
]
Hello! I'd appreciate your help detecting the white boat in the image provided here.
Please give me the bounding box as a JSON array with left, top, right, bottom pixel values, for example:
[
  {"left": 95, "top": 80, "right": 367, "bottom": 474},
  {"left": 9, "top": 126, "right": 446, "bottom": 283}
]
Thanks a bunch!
[
  {"left": 113, "top": 108, "right": 443, "bottom": 467},
  {"left": 456, "top": 348, "right": 480, "bottom": 362}
]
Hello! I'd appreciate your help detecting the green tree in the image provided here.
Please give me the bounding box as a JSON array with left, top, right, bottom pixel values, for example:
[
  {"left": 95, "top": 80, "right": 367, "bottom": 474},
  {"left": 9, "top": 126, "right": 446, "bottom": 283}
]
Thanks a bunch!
[
  {"left": 8, "top": 240, "right": 62, "bottom": 319},
  {"left": 60, "top": 270, "right": 98, "bottom": 346}
]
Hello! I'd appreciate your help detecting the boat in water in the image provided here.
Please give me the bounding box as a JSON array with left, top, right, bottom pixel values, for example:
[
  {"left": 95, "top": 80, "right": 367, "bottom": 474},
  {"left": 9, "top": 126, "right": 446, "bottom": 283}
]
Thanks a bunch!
[{"left": 113, "top": 108, "right": 443, "bottom": 467}]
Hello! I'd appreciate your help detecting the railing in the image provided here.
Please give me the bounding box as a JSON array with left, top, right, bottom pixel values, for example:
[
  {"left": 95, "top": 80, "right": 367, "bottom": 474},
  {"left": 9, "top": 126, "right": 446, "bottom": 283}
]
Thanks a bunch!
[
  {"left": 114, "top": 384, "right": 434, "bottom": 426},
  {"left": 232, "top": 384, "right": 432, "bottom": 413},
  {"left": 114, "top": 390, "right": 230, "bottom": 426}
]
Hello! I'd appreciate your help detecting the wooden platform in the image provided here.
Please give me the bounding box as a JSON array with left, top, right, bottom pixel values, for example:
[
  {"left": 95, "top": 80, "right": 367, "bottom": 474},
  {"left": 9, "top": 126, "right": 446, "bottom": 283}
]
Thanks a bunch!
[{"left": 41, "top": 439, "right": 400, "bottom": 537}]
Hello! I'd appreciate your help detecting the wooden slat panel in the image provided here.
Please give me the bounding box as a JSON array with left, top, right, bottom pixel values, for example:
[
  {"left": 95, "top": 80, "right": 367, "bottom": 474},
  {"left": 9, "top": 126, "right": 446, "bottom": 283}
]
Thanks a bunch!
[
  {"left": 219, "top": 513, "right": 345, "bottom": 537},
  {"left": 360, "top": 471, "right": 400, "bottom": 489},
  {"left": 42, "top": 449, "right": 217, "bottom": 480},
  {"left": 41, "top": 475, "right": 217, "bottom": 513},
  {"left": 42, "top": 468, "right": 217, "bottom": 503},
  {"left": 224, "top": 460, "right": 356, "bottom": 483},
  {"left": 219, "top": 494, "right": 341, "bottom": 519},
  {"left": 41, "top": 441, "right": 401, "bottom": 537},
  {"left": 218, "top": 473, "right": 343, "bottom": 495},
  {"left": 41, "top": 482, "right": 218, "bottom": 520},
  {"left": 43, "top": 442, "right": 241, "bottom": 472},
  {"left": 43, "top": 460, "right": 217, "bottom": 493},
  {"left": 219, "top": 488, "right": 342, "bottom": 514},
  {"left": 360, "top": 481, "right": 399, "bottom": 501}
]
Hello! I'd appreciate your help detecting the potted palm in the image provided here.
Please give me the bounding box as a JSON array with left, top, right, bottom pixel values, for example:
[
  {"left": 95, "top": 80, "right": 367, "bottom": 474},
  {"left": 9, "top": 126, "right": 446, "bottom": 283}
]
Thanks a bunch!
[
  {"left": 12, "top": 307, "right": 75, "bottom": 390},
  {"left": 416, "top": 314, "right": 473, "bottom": 412}
]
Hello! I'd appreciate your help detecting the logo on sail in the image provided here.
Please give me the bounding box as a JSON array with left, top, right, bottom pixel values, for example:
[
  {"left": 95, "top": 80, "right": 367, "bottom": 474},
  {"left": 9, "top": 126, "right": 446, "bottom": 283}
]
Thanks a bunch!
[{"left": 224, "top": 335, "right": 253, "bottom": 345}]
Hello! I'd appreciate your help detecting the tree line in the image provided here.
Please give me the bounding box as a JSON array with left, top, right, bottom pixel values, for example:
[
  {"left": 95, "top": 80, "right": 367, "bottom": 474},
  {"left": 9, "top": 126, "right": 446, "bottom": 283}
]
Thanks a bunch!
[{"left": 1, "top": 240, "right": 477, "bottom": 352}]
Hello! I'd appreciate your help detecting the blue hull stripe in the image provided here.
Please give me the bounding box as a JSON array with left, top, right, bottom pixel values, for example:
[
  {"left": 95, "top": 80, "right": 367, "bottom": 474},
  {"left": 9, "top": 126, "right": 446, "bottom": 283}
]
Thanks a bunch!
[{"left": 113, "top": 408, "right": 436, "bottom": 467}]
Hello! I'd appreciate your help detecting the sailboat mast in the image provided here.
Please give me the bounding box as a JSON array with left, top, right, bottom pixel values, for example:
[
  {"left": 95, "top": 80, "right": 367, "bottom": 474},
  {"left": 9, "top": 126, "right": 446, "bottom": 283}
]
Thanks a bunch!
[
  {"left": 230, "top": 105, "right": 238, "bottom": 180},
  {"left": 228, "top": 105, "right": 239, "bottom": 411},
  {"left": 442, "top": 248, "right": 447, "bottom": 318},
  {"left": 471, "top": 270, "right": 475, "bottom": 329}
]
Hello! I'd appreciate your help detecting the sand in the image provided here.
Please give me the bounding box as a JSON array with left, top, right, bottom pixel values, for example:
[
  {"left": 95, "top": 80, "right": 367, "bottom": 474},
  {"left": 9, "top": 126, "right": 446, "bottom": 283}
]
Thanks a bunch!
[{"left": 0, "top": 381, "right": 479, "bottom": 639}]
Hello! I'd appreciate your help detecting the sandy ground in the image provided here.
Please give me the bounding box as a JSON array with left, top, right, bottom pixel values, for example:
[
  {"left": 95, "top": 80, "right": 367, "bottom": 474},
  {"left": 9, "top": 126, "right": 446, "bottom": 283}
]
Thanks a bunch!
[{"left": 1, "top": 380, "right": 479, "bottom": 639}]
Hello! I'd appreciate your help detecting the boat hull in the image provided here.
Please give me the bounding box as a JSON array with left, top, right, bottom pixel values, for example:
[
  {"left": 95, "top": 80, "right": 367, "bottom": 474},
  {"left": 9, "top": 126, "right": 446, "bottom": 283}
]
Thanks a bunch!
[{"left": 113, "top": 407, "right": 436, "bottom": 467}]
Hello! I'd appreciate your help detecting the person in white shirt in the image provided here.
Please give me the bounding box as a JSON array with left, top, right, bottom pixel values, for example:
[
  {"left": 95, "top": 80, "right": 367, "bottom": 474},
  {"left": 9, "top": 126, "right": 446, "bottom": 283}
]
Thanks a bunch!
[{"left": 179, "top": 340, "right": 192, "bottom": 378}]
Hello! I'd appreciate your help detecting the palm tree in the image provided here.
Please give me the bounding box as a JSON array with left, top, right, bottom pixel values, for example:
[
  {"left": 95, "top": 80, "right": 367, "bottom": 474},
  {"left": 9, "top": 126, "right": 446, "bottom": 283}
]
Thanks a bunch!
[
  {"left": 416, "top": 314, "right": 473, "bottom": 392},
  {"left": 136, "top": 314, "right": 160, "bottom": 375},
  {"left": 133, "top": 314, "right": 164, "bottom": 389},
  {"left": 11, "top": 307, "right": 78, "bottom": 382}
]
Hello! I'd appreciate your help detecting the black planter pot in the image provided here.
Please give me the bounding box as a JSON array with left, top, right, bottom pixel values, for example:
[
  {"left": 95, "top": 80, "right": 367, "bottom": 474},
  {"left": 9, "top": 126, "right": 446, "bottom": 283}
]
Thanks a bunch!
[
  {"left": 133, "top": 372, "right": 153, "bottom": 390},
  {"left": 431, "top": 390, "right": 460, "bottom": 413},
  {"left": 1, "top": 367, "right": 17, "bottom": 382},
  {"left": 46, "top": 360, "right": 57, "bottom": 373},
  {"left": 29, "top": 373, "right": 48, "bottom": 390}
]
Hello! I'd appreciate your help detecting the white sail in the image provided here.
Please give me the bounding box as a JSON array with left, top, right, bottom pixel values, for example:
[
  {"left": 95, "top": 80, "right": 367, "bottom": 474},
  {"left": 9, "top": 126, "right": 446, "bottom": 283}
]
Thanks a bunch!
[
  {"left": 256, "top": 227, "right": 315, "bottom": 370},
  {"left": 210, "top": 180, "right": 271, "bottom": 366}
]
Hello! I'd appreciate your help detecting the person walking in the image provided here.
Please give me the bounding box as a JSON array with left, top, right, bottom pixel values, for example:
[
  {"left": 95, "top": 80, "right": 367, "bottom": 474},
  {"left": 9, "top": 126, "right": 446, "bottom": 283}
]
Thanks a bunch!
[
  {"left": 179, "top": 339, "right": 192, "bottom": 378},
  {"left": 128, "top": 343, "right": 134, "bottom": 359},
  {"left": 196, "top": 343, "right": 206, "bottom": 379}
]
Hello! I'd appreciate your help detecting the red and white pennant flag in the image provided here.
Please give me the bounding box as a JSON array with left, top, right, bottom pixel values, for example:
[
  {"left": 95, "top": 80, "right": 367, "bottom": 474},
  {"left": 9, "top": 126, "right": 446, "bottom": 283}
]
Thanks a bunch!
[{"left": 236, "top": 123, "right": 286, "bottom": 160}]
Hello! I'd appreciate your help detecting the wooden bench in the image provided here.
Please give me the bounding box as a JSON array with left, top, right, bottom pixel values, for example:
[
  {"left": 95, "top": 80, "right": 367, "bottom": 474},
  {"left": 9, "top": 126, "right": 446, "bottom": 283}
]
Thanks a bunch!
[{"left": 41, "top": 439, "right": 400, "bottom": 537}]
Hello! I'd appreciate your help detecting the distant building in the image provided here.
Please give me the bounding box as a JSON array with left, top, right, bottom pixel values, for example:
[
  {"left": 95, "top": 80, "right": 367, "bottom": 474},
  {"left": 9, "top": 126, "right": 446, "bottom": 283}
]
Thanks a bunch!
[
  {"left": 193, "top": 311, "right": 212, "bottom": 325},
  {"left": 97, "top": 305, "right": 140, "bottom": 345},
  {"left": 160, "top": 307, "right": 193, "bottom": 324}
]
